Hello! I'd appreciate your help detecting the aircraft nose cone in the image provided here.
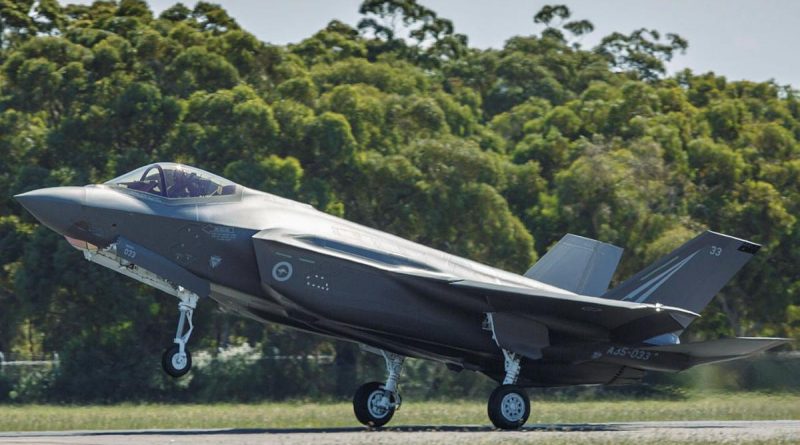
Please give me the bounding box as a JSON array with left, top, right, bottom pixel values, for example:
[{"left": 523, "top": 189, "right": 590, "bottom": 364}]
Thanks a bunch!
[{"left": 14, "top": 187, "right": 86, "bottom": 235}]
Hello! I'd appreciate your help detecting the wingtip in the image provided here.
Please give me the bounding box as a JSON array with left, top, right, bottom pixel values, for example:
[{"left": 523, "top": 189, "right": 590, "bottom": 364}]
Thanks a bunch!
[
  {"left": 740, "top": 337, "right": 794, "bottom": 343},
  {"left": 12, "top": 191, "right": 32, "bottom": 201},
  {"left": 655, "top": 303, "right": 701, "bottom": 319}
]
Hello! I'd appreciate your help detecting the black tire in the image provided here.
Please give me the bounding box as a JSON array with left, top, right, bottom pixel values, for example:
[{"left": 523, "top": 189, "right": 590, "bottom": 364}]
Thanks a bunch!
[
  {"left": 162, "top": 345, "right": 192, "bottom": 378},
  {"left": 487, "top": 385, "right": 530, "bottom": 430},
  {"left": 353, "top": 381, "right": 396, "bottom": 428}
]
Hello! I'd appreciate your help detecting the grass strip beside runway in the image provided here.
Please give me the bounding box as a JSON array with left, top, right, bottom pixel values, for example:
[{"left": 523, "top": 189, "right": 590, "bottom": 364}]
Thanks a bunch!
[{"left": 1, "top": 393, "right": 798, "bottom": 432}]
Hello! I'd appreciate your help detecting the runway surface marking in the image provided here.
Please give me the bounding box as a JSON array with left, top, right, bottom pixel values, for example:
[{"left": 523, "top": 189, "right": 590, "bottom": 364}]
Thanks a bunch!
[{"left": 1, "top": 420, "right": 799, "bottom": 444}]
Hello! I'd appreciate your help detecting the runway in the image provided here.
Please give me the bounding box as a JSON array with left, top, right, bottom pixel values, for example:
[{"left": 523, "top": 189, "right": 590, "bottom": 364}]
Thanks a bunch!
[{"left": 1, "top": 421, "right": 799, "bottom": 444}]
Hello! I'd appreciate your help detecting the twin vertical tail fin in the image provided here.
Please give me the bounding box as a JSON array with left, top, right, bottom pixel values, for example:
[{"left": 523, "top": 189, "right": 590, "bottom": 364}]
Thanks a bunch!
[
  {"left": 602, "top": 231, "right": 760, "bottom": 314},
  {"left": 525, "top": 234, "right": 623, "bottom": 297}
]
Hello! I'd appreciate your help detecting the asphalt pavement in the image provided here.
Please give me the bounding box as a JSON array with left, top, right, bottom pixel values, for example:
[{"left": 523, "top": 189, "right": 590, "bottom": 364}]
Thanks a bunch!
[{"left": 1, "top": 421, "right": 799, "bottom": 444}]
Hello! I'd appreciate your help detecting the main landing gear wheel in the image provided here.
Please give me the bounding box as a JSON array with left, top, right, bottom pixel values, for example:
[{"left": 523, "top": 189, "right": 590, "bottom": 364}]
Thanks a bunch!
[
  {"left": 482, "top": 319, "right": 530, "bottom": 431},
  {"left": 488, "top": 385, "right": 530, "bottom": 430},
  {"left": 162, "top": 345, "right": 192, "bottom": 378},
  {"left": 353, "top": 381, "right": 397, "bottom": 427},
  {"left": 353, "top": 351, "right": 405, "bottom": 428}
]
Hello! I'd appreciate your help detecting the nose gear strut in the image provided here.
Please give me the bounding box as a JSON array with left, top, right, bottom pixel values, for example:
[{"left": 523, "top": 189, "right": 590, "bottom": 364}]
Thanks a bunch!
[{"left": 162, "top": 291, "right": 198, "bottom": 378}]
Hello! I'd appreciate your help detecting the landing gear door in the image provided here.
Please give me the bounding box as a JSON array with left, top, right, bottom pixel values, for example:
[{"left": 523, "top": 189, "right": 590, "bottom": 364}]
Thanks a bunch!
[
  {"left": 117, "top": 236, "right": 210, "bottom": 298},
  {"left": 489, "top": 312, "right": 550, "bottom": 360}
]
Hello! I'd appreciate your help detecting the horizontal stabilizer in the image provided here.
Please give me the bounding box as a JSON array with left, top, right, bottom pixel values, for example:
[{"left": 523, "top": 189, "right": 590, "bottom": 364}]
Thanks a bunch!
[
  {"left": 525, "top": 234, "right": 623, "bottom": 296},
  {"left": 603, "top": 231, "right": 760, "bottom": 314},
  {"left": 645, "top": 337, "right": 790, "bottom": 366}
]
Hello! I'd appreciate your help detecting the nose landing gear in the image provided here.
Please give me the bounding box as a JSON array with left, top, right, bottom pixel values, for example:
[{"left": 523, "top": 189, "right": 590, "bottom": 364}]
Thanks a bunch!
[
  {"left": 162, "top": 292, "right": 198, "bottom": 378},
  {"left": 353, "top": 351, "right": 404, "bottom": 427}
]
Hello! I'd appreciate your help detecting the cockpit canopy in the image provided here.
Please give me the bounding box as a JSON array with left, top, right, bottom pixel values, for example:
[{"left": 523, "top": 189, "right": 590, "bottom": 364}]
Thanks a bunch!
[{"left": 106, "top": 163, "right": 237, "bottom": 199}]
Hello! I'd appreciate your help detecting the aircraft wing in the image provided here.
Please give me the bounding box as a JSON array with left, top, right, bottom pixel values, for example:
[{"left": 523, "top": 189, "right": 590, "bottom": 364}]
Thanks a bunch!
[{"left": 450, "top": 280, "right": 699, "bottom": 342}]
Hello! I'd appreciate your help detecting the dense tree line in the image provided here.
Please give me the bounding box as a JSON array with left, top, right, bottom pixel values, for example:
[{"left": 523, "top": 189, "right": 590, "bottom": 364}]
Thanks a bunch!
[{"left": 0, "top": 0, "right": 797, "bottom": 402}]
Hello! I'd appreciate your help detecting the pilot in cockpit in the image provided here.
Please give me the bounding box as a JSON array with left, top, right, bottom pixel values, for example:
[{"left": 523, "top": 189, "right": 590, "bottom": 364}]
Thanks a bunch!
[
  {"left": 168, "top": 169, "right": 200, "bottom": 198},
  {"left": 106, "top": 163, "right": 237, "bottom": 199}
]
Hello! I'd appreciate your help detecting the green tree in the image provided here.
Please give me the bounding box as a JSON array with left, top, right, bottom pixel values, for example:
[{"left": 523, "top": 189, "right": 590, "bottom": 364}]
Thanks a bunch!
[
  {"left": 596, "top": 28, "right": 688, "bottom": 81},
  {"left": 1, "top": 0, "right": 799, "bottom": 404},
  {"left": 357, "top": 0, "right": 467, "bottom": 65},
  {"left": 168, "top": 85, "right": 279, "bottom": 170},
  {"left": 533, "top": 4, "right": 594, "bottom": 46}
]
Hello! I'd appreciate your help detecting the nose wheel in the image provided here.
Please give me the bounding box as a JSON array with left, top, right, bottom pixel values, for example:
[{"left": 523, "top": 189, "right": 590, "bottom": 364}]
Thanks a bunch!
[
  {"left": 162, "top": 293, "right": 197, "bottom": 378},
  {"left": 353, "top": 351, "right": 404, "bottom": 428},
  {"left": 162, "top": 344, "right": 192, "bottom": 377}
]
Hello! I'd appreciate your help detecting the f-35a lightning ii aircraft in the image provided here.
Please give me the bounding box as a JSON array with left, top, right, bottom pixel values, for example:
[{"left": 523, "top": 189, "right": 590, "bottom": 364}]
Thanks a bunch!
[{"left": 16, "top": 162, "right": 789, "bottom": 429}]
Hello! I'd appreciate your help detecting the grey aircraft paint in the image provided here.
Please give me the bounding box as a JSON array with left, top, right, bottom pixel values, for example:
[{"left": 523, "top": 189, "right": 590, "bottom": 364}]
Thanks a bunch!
[{"left": 14, "top": 162, "right": 791, "bottom": 429}]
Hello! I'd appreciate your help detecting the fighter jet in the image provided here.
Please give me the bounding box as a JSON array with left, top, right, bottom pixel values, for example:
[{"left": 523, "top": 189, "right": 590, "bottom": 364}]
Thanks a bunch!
[{"left": 15, "top": 162, "right": 789, "bottom": 429}]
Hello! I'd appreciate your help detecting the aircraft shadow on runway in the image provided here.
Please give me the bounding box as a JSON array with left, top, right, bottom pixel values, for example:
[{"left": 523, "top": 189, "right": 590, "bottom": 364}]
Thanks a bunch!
[
  {"left": 53, "top": 424, "right": 627, "bottom": 436},
  {"left": 2, "top": 422, "right": 749, "bottom": 438}
]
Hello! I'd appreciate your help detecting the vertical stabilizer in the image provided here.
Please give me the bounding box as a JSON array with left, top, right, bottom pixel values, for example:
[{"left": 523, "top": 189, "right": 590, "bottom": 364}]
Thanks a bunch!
[
  {"left": 603, "top": 231, "right": 760, "bottom": 314},
  {"left": 525, "top": 234, "right": 623, "bottom": 296}
]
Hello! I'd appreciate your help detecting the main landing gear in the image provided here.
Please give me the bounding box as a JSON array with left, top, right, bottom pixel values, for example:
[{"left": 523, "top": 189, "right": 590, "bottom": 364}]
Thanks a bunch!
[
  {"left": 353, "top": 351, "right": 404, "bottom": 427},
  {"left": 482, "top": 313, "right": 531, "bottom": 430},
  {"left": 350, "top": 348, "right": 530, "bottom": 430},
  {"left": 162, "top": 293, "right": 198, "bottom": 378},
  {"left": 487, "top": 350, "right": 530, "bottom": 430}
]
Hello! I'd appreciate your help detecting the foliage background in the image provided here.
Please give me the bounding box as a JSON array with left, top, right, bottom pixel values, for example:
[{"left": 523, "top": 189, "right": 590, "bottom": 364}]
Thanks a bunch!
[{"left": 0, "top": 0, "right": 798, "bottom": 402}]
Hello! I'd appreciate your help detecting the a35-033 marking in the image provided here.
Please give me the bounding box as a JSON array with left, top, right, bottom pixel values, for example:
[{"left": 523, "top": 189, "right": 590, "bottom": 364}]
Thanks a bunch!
[{"left": 605, "top": 346, "right": 654, "bottom": 361}]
